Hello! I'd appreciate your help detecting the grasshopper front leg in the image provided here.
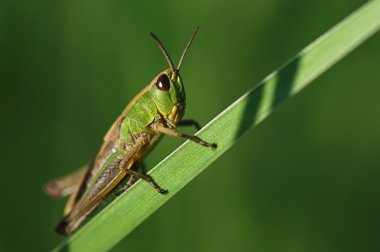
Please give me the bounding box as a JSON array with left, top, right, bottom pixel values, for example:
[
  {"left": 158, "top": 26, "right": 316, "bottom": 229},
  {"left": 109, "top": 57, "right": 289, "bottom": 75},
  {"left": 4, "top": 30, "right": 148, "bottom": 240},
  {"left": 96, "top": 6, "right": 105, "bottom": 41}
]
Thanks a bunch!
[{"left": 152, "top": 123, "right": 217, "bottom": 149}]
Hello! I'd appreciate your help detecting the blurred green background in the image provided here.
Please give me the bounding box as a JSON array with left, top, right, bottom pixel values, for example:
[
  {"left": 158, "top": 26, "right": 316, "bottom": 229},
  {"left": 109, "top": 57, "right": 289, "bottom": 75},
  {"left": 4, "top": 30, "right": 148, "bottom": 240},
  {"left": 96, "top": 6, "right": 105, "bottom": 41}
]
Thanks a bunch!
[{"left": 1, "top": 0, "right": 380, "bottom": 251}]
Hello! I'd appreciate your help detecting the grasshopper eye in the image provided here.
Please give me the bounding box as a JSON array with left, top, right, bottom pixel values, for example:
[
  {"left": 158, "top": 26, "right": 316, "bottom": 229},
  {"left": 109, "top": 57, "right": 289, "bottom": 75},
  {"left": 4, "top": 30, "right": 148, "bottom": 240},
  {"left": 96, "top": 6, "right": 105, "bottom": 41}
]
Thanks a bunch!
[{"left": 156, "top": 74, "right": 170, "bottom": 91}]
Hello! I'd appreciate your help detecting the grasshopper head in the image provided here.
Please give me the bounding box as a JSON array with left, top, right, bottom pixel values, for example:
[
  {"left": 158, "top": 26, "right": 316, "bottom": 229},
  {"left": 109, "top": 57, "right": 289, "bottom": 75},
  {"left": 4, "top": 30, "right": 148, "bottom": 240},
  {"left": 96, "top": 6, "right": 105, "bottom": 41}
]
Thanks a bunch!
[
  {"left": 149, "top": 68, "right": 185, "bottom": 128},
  {"left": 149, "top": 27, "right": 199, "bottom": 128}
]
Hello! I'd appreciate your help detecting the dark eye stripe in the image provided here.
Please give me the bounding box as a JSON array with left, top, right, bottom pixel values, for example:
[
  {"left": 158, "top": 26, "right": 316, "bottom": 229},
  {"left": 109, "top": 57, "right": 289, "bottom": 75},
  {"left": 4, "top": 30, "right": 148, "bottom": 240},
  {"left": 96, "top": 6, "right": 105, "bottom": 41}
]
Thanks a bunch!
[{"left": 156, "top": 74, "right": 170, "bottom": 91}]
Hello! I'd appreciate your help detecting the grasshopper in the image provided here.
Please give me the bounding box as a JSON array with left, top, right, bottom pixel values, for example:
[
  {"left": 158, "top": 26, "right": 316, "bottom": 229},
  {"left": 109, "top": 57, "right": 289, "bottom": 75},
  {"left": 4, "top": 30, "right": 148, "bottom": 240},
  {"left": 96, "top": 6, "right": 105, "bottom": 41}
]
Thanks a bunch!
[{"left": 44, "top": 27, "right": 216, "bottom": 235}]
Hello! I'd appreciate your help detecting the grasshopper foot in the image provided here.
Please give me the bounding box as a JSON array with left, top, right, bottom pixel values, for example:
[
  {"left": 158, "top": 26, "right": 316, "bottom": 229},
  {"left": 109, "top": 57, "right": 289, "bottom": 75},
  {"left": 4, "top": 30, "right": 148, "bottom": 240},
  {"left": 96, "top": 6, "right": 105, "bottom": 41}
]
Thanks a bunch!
[{"left": 158, "top": 188, "right": 168, "bottom": 195}]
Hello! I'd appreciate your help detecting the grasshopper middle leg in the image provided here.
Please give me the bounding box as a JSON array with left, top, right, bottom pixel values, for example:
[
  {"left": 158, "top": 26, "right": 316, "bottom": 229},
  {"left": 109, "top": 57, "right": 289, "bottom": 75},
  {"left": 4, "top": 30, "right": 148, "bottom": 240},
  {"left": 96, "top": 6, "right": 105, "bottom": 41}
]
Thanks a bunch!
[{"left": 118, "top": 162, "right": 167, "bottom": 195}]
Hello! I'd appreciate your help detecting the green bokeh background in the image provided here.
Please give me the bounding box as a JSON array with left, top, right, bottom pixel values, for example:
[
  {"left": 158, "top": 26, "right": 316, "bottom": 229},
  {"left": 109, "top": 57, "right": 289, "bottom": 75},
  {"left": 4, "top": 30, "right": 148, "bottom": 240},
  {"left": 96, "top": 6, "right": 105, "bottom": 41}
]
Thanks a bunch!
[{"left": 1, "top": 0, "right": 380, "bottom": 251}]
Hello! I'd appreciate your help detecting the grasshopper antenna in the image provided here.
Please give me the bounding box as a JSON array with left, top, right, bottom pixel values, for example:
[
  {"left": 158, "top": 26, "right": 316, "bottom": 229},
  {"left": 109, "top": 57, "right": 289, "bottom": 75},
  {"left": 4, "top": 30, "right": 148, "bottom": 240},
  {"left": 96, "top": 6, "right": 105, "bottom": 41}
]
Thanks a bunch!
[
  {"left": 177, "top": 26, "right": 200, "bottom": 71},
  {"left": 150, "top": 31, "right": 176, "bottom": 79}
]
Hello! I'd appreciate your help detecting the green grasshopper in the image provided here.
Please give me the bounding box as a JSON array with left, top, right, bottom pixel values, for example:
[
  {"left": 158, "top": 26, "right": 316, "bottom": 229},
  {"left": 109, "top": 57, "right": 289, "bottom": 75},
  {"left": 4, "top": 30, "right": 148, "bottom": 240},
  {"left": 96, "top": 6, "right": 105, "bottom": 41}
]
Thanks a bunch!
[{"left": 44, "top": 27, "right": 216, "bottom": 235}]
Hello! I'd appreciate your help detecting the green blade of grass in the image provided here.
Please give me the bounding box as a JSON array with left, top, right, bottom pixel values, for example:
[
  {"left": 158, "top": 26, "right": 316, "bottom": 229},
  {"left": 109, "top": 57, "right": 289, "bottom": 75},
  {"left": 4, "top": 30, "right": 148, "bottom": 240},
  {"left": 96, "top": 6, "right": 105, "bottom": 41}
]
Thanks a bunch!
[{"left": 54, "top": 1, "right": 380, "bottom": 251}]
